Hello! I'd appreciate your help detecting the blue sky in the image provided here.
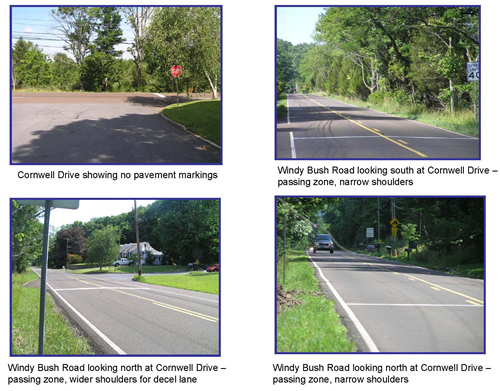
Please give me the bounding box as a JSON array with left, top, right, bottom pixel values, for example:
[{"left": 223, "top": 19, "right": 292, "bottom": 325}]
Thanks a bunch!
[
  {"left": 11, "top": 6, "right": 135, "bottom": 59},
  {"left": 277, "top": 6, "right": 328, "bottom": 45}
]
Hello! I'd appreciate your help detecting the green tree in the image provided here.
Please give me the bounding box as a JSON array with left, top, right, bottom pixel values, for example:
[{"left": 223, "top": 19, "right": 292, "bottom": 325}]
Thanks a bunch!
[
  {"left": 11, "top": 201, "right": 44, "bottom": 273},
  {"left": 122, "top": 7, "right": 154, "bottom": 89},
  {"left": 12, "top": 37, "right": 34, "bottom": 90},
  {"left": 86, "top": 226, "right": 121, "bottom": 270},
  {"left": 52, "top": 7, "right": 97, "bottom": 90},
  {"left": 146, "top": 7, "right": 221, "bottom": 97},
  {"left": 51, "top": 227, "right": 87, "bottom": 269},
  {"left": 16, "top": 46, "right": 53, "bottom": 89},
  {"left": 153, "top": 200, "right": 219, "bottom": 264},
  {"left": 52, "top": 52, "right": 79, "bottom": 91},
  {"left": 92, "top": 7, "right": 125, "bottom": 57},
  {"left": 82, "top": 51, "right": 118, "bottom": 91}
]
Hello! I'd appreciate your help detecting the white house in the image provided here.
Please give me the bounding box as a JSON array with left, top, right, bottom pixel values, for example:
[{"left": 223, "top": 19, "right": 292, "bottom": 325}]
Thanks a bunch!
[{"left": 119, "top": 242, "right": 164, "bottom": 265}]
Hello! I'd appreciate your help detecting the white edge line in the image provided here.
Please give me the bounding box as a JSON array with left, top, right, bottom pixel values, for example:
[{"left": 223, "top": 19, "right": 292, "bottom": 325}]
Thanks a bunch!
[
  {"left": 307, "top": 255, "right": 379, "bottom": 352},
  {"left": 346, "top": 303, "right": 483, "bottom": 307},
  {"left": 308, "top": 94, "right": 477, "bottom": 139},
  {"left": 290, "top": 132, "right": 297, "bottom": 159},
  {"left": 31, "top": 268, "right": 126, "bottom": 355},
  {"left": 153, "top": 93, "right": 167, "bottom": 98}
]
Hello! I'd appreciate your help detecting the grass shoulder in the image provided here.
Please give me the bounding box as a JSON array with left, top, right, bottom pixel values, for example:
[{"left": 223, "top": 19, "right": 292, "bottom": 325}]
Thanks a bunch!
[
  {"left": 135, "top": 271, "right": 219, "bottom": 295},
  {"left": 316, "top": 91, "right": 478, "bottom": 138},
  {"left": 162, "top": 100, "right": 221, "bottom": 145},
  {"left": 277, "top": 93, "right": 287, "bottom": 118},
  {"left": 11, "top": 270, "right": 94, "bottom": 355},
  {"left": 277, "top": 250, "right": 356, "bottom": 352}
]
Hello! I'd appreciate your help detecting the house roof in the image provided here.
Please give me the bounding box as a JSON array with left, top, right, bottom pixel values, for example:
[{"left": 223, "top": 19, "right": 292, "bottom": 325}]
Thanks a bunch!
[{"left": 120, "top": 242, "right": 163, "bottom": 256}]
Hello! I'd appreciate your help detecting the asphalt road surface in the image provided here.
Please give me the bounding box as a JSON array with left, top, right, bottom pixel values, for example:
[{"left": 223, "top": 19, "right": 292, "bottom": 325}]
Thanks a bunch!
[
  {"left": 308, "top": 250, "right": 484, "bottom": 352},
  {"left": 277, "top": 94, "right": 479, "bottom": 159},
  {"left": 12, "top": 92, "right": 220, "bottom": 164},
  {"left": 31, "top": 267, "right": 219, "bottom": 355}
]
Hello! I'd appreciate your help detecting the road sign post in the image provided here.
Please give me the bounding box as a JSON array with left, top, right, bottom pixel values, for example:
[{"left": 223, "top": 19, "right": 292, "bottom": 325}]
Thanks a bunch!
[
  {"left": 171, "top": 65, "right": 183, "bottom": 106},
  {"left": 467, "top": 62, "right": 479, "bottom": 132},
  {"left": 16, "top": 199, "right": 79, "bottom": 355}
]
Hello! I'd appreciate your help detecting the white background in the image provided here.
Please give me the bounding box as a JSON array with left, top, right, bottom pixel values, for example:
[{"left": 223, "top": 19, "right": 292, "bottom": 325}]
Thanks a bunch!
[{"left": 3, "top": 0, "right": 498, "bottom": 390}]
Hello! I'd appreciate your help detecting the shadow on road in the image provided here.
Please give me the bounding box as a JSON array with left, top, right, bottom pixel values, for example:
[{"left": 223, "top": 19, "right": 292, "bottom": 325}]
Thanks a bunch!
[
  {"left": 12, "top": 113, "right": 220, "bottom": 164},
  {"left": 126, "top": 95, "right": 190, "bottom": 107}
]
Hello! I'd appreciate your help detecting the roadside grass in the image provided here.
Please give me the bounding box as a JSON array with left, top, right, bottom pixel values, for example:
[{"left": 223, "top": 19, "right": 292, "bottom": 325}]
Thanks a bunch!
[
  {"left": 11, "top": 270, "right": 94, "bottom": 355},
  {"left": 317, "top": 92, "right": 478, "bottom": 137},
  {"left": 70, "top": 264, "right": 186, "bottom": 274},
  {"left": 356, "top": 248, "right": 484, "bottom": 279},
  {"left": 138, "top": 272, "right": 219, "bottom": 294},
  {"left": 277, "top": 93, "right": 287, "bottom": 118},
  {"left": 162, "top": 100, "right": 221, "bottom": 145},
  {"left": 277, "top": 250, "right": 356, "bottom": 353}
]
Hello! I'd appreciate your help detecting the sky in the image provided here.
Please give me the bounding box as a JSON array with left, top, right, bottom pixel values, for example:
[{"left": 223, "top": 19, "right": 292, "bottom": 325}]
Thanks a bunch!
[
  {"left": 11, "top": 6, "right": 135, "bottom": 59},
  {"left": 42, "top": 199, "right": 155, "bottom": 229},
  {"left": 277, "top": 6, "right": 328, "bottom": 45}
]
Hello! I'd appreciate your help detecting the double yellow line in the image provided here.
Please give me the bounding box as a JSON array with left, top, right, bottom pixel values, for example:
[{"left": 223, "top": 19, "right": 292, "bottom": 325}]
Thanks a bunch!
[
  {"left": 361, "top": 261, "right": 483, "bottom": 305},
  {"left": 303, "top": 95, "right": 428, "bottom": 158},
  {"left": 68, "top": 276, "right": 219, "bottom": 322}
]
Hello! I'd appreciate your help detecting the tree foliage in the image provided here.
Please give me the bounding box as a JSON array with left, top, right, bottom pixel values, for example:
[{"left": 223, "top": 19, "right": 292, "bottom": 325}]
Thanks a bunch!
[
  {"left": 86, "top": 226, "right": 121, "bottom": 270},
  {"left": 13, "top": 7, "right": 221, "bottom": 96},
  {"left": 279, "top": 7, "right": 479, "bottom": 113},
  {"left": 277, "top": 197, "right": 484, "bottom": 265}
]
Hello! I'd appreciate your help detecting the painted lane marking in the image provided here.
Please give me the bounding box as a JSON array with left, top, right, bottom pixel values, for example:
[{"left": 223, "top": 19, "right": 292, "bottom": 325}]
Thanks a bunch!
[
  {"left": 398, "top": 140, "right": 408, "bottom": 145},
  {"left": 68, "top": 274, "right": 218, "bottom": 303},
  {"left": 31, "top": 268, "right": 125, "bottom": 354},
  {"left": 466, "top": 300, "right": 482, "bottom": 306},
  {"left": 301, "top": 95, "right": 428, "bottom": 157},
  {"left": 68, "top": 276, "right": 218, "bottom": 322},
  {"left": 431, "top": 287, "right": 441, "bottom": 291},
  {"left": 359, "top": 262, "right": 483, "bottom": 304},
  {"left": 293, "top": 136, "right": 477, "bottom": 141},
  {"left": 54, "top": 287, "right": 151, "bottom": 291},
  {"left": 308, "top": 255, "right": 379, "bottom": 352},
  {"left": 346, "top": 303, "right": 483, "bottom": 307},
  {"left": 153, "top": 93, "right": 166, "bottom": 98},
  {"left": 290, "top": 132, "right": 297, "bottom": 158}
]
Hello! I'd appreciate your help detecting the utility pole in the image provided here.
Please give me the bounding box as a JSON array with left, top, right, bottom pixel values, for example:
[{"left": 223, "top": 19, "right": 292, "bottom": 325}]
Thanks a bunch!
[
  {"left": 282, "top": 213, "right": 287, "bottom": 287},
  {"left": 65, "top": 238, "right": 70, "bottom": 270},
  {"left": 134, "top": 200, "right": 142, "bottom": 276}
]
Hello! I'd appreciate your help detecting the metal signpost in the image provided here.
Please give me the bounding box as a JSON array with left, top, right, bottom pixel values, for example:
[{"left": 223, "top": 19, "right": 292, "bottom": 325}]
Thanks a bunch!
[
  {"left": 16, "top": 199, "right": 79, "bottom": 355},
  {"left": 171, "top": 65, "right": 183, "bottom": 106},
  {"left": 467, "top": 62, "right": 479, "bottom": 132}
]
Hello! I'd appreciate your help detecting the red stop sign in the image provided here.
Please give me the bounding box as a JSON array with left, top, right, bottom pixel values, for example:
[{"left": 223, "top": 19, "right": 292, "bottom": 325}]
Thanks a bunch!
[{"left": 171, "top": 65, "right": 183, "bottom": 77}]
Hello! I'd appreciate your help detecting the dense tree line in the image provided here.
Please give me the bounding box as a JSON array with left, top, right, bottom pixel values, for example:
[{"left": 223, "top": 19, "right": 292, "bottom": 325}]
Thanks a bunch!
[
  {"left": 12, "top": 7, "right": 221, "bottom": 96},
  {"left": 11, "top": 199, "right": 220, "bottom": 272},
  {"left": 277, "top": 197, "right": 484, "bottom": 266},
  {"left": 278, "top": 7, "right": 479, "bottom": 115}
]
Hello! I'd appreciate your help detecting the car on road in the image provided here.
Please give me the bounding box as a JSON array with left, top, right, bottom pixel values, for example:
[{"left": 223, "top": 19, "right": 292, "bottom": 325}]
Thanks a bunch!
[{"left": 313, "top": 234, "right": 334, "bottom": 253}]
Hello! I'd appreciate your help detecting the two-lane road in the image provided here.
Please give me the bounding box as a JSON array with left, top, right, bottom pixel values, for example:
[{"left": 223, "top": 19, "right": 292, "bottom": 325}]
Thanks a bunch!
[
  {"left": 32, "top": 267, "right": 219, "bottom": 355},
  {"left": 308, "top": 250, "right": 484, "bottom": 352},
  {"left": 277, "top": 94, "right": 479, "bottom": 159},
  {"left": 12, "top": 92, "right": 220, "bottom": 164}
]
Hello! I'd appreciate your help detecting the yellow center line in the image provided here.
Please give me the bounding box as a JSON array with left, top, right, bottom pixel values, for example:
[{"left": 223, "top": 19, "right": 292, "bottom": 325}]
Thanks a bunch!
[
  {"left": 398, "top": 140, "right": 408, "bottom": 145},
  {"left": 361, "top": 261, "right": 483, "bottom": 304},
  {"left": 66, "top": 276, "right": 218, "bottom": 322},
  {"left": 466, "top": 300, "right": 482, "bottom": 306},
  {"left": 302, "top": 95, "right": 428, "bottom": 157},
  {"left": 373, "top": 128, "right": 381, "bottom": 132},
  {"left": 431, "top": 287, "right": 441, "bottom": 291}
]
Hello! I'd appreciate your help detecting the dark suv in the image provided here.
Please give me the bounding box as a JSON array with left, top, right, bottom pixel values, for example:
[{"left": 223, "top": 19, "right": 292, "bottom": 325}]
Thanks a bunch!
[{"left": 313, "top": 234, "right": 334, "bottom": 253}]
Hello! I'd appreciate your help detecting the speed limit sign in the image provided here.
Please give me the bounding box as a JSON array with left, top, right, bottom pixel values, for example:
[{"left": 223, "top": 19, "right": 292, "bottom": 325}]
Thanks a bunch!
[{"left": 467, "top": 62, "right": 479, "bottom": 82}]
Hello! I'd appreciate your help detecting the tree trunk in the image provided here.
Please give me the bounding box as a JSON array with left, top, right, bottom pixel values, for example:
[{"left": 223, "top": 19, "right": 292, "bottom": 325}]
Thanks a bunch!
[{"left": 204, "top": 69, "right": 218, "bottom": 99}]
